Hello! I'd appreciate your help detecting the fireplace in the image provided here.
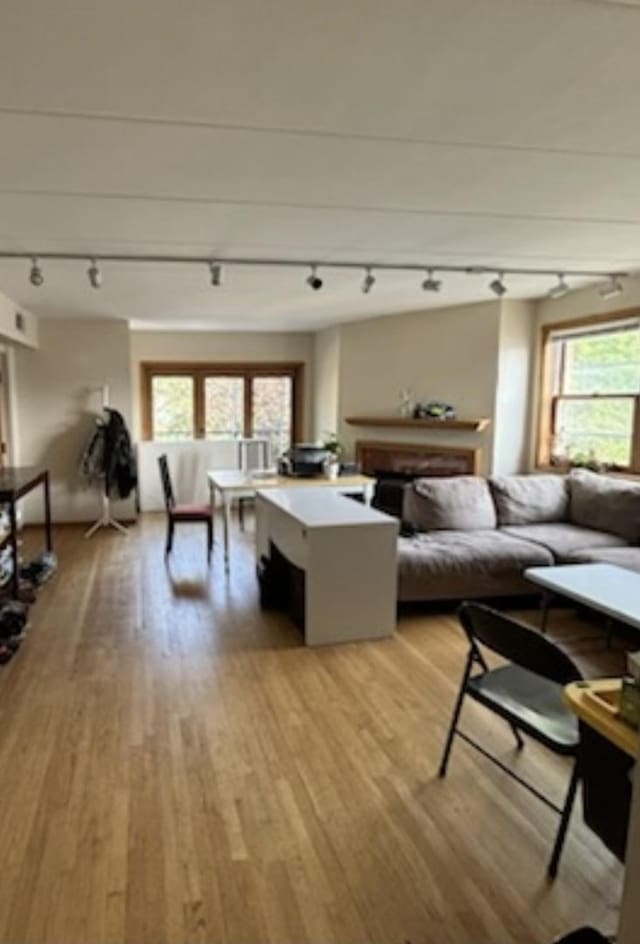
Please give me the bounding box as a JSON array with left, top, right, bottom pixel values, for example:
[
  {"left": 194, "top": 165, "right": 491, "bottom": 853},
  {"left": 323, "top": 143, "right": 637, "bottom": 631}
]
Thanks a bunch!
[{"left": 356, "top": 440, "right": 481, "bottom": 518}]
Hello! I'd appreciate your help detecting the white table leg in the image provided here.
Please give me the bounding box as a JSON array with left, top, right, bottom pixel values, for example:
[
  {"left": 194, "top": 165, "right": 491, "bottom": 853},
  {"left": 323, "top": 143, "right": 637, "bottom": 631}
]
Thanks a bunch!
[
  {"left": 223, "top": 492, "right": 232, "bottom": 572},
  {"left": 209, "top": 480, "right": 216, "bottom": 546}
]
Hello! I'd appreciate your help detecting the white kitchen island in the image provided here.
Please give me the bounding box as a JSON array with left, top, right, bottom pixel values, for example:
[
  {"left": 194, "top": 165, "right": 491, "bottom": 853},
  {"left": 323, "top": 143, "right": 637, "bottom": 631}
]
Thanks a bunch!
[{"left": 256, "top": 487, "right": 398, "bottom": 646}]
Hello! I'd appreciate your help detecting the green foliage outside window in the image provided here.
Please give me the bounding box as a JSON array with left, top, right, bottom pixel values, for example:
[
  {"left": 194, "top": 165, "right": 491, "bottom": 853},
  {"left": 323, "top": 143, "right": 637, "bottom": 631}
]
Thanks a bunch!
[{"left": 552, "top": 325, "right": 640, "bottom": 469}]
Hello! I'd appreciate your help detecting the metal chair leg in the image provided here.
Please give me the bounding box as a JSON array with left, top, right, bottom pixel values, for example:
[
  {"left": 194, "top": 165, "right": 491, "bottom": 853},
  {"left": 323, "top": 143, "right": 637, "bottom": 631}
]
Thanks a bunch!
[
  {"left": 165, "top": 518, "right": 174, "bottom": 555},
  {"left": 540, "top": 590, "right": 552, "bottom": 633},
  {"left": 509, "top": 723, "right": 525, "bottom": 750},
  {"left": 207, "top": 517, "right": 213, "bottom": 563},
  {"left": 548, "top": 759, "right": 580, "bottom": 880},
  {"left": 439, "top": 651, "right": 474, "bottom": 778}
]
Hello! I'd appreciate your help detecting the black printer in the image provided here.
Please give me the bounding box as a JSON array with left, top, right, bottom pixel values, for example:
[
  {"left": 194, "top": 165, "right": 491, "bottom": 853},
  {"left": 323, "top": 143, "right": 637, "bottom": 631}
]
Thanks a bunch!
[{"left": 278, "top": 444, "right": 331, "bottom": 477}]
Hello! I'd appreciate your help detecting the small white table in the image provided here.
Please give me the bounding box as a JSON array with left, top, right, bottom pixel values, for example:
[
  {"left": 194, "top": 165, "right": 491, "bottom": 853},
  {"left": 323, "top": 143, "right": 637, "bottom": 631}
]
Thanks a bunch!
[
  {"left": 207, "top": 470, "right": 375, "bottom": 570},
  {"left": 256, "top": 487, "right": 398, "bottom": 645},
  {"left": 525, "top": 563, "right": 640, "bottom": 633}
]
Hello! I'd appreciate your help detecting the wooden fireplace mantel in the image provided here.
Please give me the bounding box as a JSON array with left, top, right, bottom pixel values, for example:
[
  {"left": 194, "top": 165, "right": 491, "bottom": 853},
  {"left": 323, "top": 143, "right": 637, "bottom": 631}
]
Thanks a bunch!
[{"left": 345, "top": 415, "right": 490, "bottom": 432}]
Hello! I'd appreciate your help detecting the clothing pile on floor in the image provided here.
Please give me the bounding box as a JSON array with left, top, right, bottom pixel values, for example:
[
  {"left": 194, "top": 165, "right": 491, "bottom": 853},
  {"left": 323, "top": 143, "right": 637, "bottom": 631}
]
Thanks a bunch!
[
  {"left": 0, "top": 601, "right": 29, "bottom": 664},
  {"left": 0, "top": 551, "right": 57, "bottom": 666}
]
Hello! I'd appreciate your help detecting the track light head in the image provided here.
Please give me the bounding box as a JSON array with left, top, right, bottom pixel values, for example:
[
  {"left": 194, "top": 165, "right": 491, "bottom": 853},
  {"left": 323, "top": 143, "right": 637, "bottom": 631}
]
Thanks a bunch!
[
  {"left": 209, "top": 262, "right": 222, "bottom": 287},
  {"left": 87, "top": 258, "right": 102, "bottom": 289},
  {"left": 306, "top": 265, "right": 323, "bottom": 291},
  {"left": 489, "top": 272, "right": 507, "bottom": 297},
  {"left": 599, "top": 276, "right": 623, "bottom": 300},
  {"left": 361, "top": 267, "right": 375, "bottom": 294},
  {"left": 421, "top": 268, "right": 442, "bottom": 292},
  {"left": 548, "top": 273, "right": 569, "bottom": 300},
  {"left": 29, "top": 257, "right": 44, "bottom": 287}
]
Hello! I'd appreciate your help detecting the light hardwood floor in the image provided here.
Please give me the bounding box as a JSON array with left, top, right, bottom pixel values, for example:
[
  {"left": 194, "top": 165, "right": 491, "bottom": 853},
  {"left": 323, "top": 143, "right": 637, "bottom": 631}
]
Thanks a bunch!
[{"left": 0, "top": 516, "right": 627, "bottom": 944}]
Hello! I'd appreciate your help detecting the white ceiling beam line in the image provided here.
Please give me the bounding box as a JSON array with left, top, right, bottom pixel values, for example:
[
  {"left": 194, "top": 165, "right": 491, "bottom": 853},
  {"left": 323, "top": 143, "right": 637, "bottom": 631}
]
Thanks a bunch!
[{"left": 0, "top": 251, "right": 628, "bottom": 280}]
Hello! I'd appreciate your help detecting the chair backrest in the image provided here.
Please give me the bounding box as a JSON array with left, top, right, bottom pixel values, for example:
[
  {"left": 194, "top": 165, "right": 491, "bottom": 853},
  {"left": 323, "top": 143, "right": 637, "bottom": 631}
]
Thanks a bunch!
[
  {"left": 458, "top": 601, "right": 583, "bottom": 686},
  {"left": 157, "top": 454, "right": 175, "bottom": 512}
]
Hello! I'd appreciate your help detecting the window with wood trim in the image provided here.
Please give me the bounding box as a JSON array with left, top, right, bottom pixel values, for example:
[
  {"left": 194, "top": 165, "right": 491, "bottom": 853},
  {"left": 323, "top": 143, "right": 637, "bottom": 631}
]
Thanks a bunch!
[
  {"left": 538, "top": 314, "right": 640, "bottom": 472},
  {"left": 141, "top": 362, "right": 303, "bottom": 458}
]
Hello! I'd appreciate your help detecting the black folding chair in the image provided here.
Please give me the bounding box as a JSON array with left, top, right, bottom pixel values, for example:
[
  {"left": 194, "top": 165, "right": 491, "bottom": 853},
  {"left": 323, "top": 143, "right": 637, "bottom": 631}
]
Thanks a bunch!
[{"left": 439, "top": 602, "right": 583, "bottom": 879}]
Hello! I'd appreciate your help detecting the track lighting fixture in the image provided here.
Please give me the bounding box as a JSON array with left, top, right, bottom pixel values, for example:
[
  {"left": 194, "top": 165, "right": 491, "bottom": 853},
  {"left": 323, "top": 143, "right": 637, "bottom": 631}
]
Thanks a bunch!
[
  {"left": 421, "top": 268, "right": 442, "bottom": 292},
  {"left": 599, "top": 276, "right": 623, "bottom": 300},
  {"left": 9, "top": 251, "right": 627, "bottom": 303},
  {"left": 87, "top": 258, "right": 102, "bottom": 289},
  {"left": 489, "top": 272, "right": 507, "bottom": 297},
  {"left": 361, "top": 267, "right": 375, "bottom": 294},
  {"left": 548, "top": 273, "right": 569, "bottom": 300},
  {"left": 210, "top": 262, "right": 222, "bottom": 287},
  {"left": 29, "top": 257, "right": 44, "bottom": 287},
  {"left": 306, "top": 265, "right": 323, "bottom": 291}
]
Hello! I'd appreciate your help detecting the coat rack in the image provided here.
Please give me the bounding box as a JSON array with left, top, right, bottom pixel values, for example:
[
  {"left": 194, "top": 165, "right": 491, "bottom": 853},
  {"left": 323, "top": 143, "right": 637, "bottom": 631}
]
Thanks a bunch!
[{"left": 85, "top": 384, "right": 129, "bottom": 539}]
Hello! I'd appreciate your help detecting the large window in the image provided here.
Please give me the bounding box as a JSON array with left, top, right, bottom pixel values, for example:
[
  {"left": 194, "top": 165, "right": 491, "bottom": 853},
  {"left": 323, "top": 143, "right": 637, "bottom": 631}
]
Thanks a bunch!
[
  {"left": 142, "top": 362, "right": 303, "bottom": 458},
  {"left": 538, "top": 315, "right": 640, "bottom": 472}
]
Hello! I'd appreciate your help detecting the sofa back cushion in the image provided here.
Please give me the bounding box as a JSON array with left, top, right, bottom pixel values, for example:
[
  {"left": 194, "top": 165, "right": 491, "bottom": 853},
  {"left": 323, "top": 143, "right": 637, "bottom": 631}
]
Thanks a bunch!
[
  {"left": 403, "top": 476, "right": 497, "bottom": 532},
  {"left": 489, "top": 475, "right": 569, "bottom": 526},
  {"left": 569, "top": 470, "right": 640, "bottom": 543}
]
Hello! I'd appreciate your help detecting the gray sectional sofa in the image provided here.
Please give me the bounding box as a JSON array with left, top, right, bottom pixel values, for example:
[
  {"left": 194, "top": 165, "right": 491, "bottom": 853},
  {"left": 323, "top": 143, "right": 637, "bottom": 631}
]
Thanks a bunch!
[{"left": 397, "top": 470, "right": 640, "bottom": 602}]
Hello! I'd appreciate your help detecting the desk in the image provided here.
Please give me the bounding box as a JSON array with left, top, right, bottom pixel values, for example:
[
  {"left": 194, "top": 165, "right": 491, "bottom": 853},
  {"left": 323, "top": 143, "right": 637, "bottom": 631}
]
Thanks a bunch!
[
  {"left": 0, "top": 467, "right": 52, "bottom": 599},
  {"left": 566, "top": 680, "right": 639, "bottom": 943},
  {"left": 207, "top": 470, "right": 374, "bottom": 570},
  {"left": 255, "top": 487, "right": 397, "bottom": 645}
]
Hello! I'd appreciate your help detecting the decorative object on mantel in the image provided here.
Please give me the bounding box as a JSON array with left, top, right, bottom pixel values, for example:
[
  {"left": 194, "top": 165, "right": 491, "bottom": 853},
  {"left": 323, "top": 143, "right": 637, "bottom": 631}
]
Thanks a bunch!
[
  {"left": 345, "top": 416, "right": 490, "bottom": 432},
  {"left": 413, "top": 400, "right": 456, "bottom": 421},
  {"left": 398, "top": 389, "right": 415, "bottom": 418}
]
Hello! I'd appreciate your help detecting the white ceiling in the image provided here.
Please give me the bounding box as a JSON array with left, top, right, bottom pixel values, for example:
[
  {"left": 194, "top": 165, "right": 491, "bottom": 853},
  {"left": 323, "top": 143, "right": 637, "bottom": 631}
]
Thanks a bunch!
[{"left": 0, "top": 0, "right": 640, "bottom": 330}]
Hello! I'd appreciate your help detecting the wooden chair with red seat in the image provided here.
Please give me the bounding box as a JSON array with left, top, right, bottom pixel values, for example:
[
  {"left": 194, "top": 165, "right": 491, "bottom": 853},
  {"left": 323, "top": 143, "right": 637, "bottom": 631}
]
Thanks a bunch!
[{"left": 158, "top": 454, "right": 213, "bottom": 561}]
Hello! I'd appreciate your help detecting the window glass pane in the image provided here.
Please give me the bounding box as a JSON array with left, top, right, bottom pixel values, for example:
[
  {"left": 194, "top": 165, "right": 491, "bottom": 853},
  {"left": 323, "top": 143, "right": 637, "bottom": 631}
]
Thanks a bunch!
[
  {"left": 558, "top": 327, "right": 640, "bottom": 394},
  {"left": 152, "top": 376, "right": 194, "bottom": 441},
  {"left": 554, "top": 397, "right": 634, "bottom": 468},
  {"left": 204, "top": 376, "right": 244, "bottom": 439},
  {"left": 252, "top": 376, "right": 292, "bottom": 459}
]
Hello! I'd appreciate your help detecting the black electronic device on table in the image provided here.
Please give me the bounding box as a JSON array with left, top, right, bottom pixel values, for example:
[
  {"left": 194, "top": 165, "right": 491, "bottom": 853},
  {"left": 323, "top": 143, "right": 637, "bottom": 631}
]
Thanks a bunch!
[{"left": 278, "top": 444, "right": 330, "bottom": 477}]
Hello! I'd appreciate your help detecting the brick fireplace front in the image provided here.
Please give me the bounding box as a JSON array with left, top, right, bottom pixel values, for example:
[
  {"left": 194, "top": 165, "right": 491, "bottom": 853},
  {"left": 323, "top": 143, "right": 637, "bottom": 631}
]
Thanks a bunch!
[
  {"left": 355, "top": 439, "right": 481, "bottom": 517},
  {"left": 356, "top": 439, "right": 481, "bottom": 478}
]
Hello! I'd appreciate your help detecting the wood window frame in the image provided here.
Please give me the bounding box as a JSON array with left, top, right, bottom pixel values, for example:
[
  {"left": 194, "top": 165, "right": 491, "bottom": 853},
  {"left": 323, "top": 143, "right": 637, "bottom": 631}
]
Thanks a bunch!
[
  {"left": 140, "top": 361, "right": 304, "bottom": 443},
  {"left": 536, "top": 308, "right": 640, "bottom": 473}
]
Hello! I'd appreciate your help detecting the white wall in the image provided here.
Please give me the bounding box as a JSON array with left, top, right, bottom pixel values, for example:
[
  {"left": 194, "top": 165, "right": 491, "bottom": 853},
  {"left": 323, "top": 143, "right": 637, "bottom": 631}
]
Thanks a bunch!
[
  {"left": 13, "top": 318, "right": 136, "bottom": 523},
  {"left": 312, "top": 326, "right": 340, "bottom": 442},
  {"left": 129, "top": 329, "right": 314, "bottom": 440},
  {"left": 492, "top": 300, "right": 536, "bottom": 475},
  {"left": 329, "top": 301, "right": 502, "bottom": 474}
]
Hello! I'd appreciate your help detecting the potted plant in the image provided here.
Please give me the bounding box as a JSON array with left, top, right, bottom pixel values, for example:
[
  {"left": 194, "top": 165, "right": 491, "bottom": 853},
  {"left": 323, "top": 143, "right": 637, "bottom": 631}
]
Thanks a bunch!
[{"left": 322, "top": 433, "right": 342, "bottom": 480}]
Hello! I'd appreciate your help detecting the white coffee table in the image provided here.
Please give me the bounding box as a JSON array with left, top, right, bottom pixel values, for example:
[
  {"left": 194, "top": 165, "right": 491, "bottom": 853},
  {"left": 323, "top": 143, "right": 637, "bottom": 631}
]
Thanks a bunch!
[{"left": 525, "top": 563, "right": 640, "bottom": 633}]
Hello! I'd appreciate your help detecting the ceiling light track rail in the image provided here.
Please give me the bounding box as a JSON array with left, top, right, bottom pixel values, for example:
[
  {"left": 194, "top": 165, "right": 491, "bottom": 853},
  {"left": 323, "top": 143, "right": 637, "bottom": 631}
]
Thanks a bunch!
[
  {"left": 0, "top": 250, "right": 627, "bottom": 279},
  {"left": 1, "top": 251, "right": 629, "bottom": 299}
]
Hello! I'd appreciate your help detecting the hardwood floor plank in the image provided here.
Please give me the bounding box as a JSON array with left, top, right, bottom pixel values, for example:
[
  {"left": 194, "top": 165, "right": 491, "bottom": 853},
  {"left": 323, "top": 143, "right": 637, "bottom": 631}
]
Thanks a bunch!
[{"left": 0, "top": 517, "right": 626, "bottom": 943}]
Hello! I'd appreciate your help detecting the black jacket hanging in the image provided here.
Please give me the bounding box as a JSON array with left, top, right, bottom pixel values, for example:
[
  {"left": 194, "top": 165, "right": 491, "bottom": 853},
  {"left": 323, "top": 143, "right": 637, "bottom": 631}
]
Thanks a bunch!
[
  {"left": 81, "top": 409, "right": 137, "bottom": 500},
  {"left": 103, "top": 408, "right": 137, "bottom": 499}
]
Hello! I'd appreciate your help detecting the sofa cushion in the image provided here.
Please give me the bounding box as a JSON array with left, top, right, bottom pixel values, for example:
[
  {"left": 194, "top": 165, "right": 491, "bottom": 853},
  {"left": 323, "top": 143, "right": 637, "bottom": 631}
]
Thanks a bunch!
[
  {"left": 403, "top": 476, "right": 497, "bottom": 532},
  {"left": 502, "top": 522, "right": 627, "bottom": 562},
  {"left": 565, "top": 546, "right": 640, "bottom": 575},
  {"left": 397, "top": 529, "right": 553, "bottom": 601},
  {"left": 569, "top": 470, "right": 640, "bottom": 543},
  {"left": 489, "top": 475, "right": 569, "bottom": 526}
]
